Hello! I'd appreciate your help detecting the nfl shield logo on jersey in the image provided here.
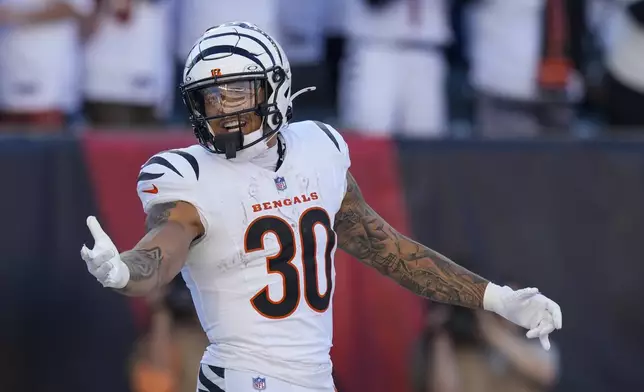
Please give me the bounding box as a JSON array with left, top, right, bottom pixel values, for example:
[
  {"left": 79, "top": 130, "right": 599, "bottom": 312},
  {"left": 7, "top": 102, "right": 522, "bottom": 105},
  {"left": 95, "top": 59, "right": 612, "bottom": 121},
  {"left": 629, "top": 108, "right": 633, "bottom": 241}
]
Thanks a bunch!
[
  {"left": 274, "top": 176, "right": 287, "bottom": 191},
  {"left": 252, "top": 376, "right": 266, "bottom": 390}
]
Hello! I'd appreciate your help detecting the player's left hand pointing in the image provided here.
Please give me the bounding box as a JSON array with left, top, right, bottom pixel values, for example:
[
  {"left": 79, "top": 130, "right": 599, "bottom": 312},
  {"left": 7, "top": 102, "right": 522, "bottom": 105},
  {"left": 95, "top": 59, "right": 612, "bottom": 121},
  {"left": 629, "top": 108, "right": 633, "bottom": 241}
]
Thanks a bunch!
[
  {"left": 483, "top": 283, "right": 562, "bottom": 350},
  {"left": 80, "top": 216, "right": 130, "bottom": 289}
]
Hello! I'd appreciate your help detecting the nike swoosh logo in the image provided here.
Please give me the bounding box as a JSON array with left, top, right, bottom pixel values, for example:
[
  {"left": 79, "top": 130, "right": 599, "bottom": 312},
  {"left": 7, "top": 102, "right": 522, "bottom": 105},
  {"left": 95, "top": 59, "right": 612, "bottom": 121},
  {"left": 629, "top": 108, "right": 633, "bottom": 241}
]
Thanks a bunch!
[{"left": 142, "top": 184, "right": 158, "bottom": 194}]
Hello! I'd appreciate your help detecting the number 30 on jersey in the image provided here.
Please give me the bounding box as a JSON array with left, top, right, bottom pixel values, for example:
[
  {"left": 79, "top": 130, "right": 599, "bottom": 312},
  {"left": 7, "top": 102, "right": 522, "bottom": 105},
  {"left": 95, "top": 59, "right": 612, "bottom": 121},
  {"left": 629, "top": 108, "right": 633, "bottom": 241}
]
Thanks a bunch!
[{"left": 244, "top": 207, "right": 335, "bottom": 319}]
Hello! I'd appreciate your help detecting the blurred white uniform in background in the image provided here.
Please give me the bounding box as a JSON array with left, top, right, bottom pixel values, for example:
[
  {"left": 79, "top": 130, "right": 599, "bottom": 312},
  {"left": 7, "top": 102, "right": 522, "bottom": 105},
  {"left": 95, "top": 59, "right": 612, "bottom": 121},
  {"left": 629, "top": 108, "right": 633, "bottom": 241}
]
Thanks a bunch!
[
  {"left": 277, "top": 0, "right": 326, "bottom": 66},
  {"left": 176, "top": 0, "right": 279, "bottom": 63},
  {"left": 84, "top": 0, "right": 175, "bottom": 120},
  {"left": 0, "top": 0, "right": 94, "bottom": 115},
  {"left": 340, "top": 0, "right": 452, "bottom": 138}
]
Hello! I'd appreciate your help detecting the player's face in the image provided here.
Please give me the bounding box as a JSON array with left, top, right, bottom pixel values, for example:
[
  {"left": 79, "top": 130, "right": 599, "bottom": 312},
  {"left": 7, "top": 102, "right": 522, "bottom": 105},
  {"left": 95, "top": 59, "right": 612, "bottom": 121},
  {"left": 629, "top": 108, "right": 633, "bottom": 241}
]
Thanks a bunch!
[{"left": 202, "top": 80, "right": 265, "bottom": 136}]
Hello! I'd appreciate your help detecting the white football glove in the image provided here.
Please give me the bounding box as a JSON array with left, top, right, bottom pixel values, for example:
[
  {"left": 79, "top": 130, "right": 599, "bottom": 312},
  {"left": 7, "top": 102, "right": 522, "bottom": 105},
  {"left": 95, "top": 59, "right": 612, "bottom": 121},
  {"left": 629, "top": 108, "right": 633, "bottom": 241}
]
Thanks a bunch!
[
  {"left": 483, "top": 283, "right": 563, "bottom": 350},
  {"left": 80, "top": 216, "right": 130, "bottom": 289}
]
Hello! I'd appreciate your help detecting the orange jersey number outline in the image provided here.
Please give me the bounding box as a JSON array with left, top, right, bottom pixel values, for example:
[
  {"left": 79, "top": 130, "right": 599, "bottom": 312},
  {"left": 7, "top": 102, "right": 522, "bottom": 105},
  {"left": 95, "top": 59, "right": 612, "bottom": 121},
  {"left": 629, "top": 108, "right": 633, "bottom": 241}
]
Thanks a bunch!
[{"left": 244, "top": 207, "right": 336, "bottom": 319}]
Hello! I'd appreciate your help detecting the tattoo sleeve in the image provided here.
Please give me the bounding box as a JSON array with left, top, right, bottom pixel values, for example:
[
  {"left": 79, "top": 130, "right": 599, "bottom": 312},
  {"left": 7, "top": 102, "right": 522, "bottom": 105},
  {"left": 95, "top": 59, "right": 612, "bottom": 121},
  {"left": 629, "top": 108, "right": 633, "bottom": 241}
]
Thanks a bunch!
[
  {"left": 334, "top": 173, "right": 489, "bottom": 308},
  {"left": 115, "top": 202, "right": 195, "bottom": 296}
]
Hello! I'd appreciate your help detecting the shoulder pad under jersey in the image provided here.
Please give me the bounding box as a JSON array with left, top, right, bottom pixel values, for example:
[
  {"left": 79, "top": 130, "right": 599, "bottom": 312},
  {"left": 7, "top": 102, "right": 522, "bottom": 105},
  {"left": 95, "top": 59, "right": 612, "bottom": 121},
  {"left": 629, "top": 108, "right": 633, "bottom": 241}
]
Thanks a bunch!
[{"left": 136, "top": 148, "right": 202, "bottom": 213}]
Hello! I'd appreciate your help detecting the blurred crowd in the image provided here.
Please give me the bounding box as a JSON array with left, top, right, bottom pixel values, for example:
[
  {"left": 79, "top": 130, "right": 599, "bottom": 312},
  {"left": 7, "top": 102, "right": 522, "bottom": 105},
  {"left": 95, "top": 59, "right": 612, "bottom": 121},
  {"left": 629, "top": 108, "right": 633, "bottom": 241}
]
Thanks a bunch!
[{"left": 1, "top": 0, "right": 644, "bottom": 138}]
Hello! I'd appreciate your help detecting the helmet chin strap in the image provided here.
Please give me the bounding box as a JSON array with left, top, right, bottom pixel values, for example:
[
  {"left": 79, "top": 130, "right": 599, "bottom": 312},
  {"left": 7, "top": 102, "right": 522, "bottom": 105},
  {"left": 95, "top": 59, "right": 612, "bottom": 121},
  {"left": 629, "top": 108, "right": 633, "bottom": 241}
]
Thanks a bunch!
[
  {"left": 208, "top": 122, "right": 271, "bottom": 161},
  {"left": 222, "top": 132, "right": 242, "bottom": 159},
  {"left": 207, "top": 122, "right": 242, "bottom": 159}
]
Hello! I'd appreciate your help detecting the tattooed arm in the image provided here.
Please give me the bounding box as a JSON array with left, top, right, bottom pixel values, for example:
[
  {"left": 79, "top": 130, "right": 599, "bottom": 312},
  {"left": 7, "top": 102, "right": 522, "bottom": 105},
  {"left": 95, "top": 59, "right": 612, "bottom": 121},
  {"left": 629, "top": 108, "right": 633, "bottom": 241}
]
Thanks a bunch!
[
  {"left": 334, "top": 172, "right": 489, "bottom": 308},
  {"left": 115, "top": 201, "right": 204, "bottom": 296}
]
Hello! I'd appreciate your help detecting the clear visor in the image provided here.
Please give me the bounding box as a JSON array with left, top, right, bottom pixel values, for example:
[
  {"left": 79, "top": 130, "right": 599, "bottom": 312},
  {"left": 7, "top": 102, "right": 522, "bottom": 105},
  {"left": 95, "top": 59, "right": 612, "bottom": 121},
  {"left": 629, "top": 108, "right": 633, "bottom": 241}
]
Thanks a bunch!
[{"left": 187, "top": 80, "right": 265, "bottom": 119}]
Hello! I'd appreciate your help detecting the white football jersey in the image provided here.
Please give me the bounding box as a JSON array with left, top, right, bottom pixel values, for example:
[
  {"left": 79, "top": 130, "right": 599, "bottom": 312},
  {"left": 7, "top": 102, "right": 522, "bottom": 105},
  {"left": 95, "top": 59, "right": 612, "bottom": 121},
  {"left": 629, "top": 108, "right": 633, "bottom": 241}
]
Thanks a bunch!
[{"left": 136, "top": 121, "right": 351, "bottom": 389}]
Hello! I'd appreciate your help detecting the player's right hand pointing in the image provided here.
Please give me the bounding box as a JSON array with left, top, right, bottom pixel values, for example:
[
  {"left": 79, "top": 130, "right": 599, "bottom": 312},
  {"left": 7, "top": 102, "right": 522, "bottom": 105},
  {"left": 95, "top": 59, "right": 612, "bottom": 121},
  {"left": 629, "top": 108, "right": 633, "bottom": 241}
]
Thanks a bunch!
[{"left": 80, "top": 216, "right": 130, "bottom": 289}]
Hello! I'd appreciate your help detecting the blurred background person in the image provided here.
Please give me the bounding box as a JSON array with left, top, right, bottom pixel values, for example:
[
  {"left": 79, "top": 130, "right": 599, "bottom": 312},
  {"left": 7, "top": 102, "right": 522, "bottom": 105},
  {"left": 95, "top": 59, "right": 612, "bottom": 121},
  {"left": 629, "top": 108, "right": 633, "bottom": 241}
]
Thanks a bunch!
[
  {"left": 411, "top": 302, "right": 460, "bottom": 392},
  {"left": 323, "top": 0, "right": 347, "bottom": 122},
  {"left": 83, "top": 0, "right": 175, "bottom": 128},
  {"left": 465, "top": 0, "right": 588, "bottom": 138},
  {"left": 0, "top": 0, "right": 94, "bottom": 132},
  {"left": 131, "top": 276, "right": 208, "bottom": 392},
  {"left": 277, "top": 0, "right": 329, "bottom": 121},
  {"left": 602, "top": 0, "right": 644, "bottom": 128},
  {"left": 276, "top": 0, "right": 348, "bottom": 124},
  {"left": 413, "top": 302, "right": 559, "bottom": 392},
  {"left": 340, "top": 0, "right": 452, "bottom": 139}
]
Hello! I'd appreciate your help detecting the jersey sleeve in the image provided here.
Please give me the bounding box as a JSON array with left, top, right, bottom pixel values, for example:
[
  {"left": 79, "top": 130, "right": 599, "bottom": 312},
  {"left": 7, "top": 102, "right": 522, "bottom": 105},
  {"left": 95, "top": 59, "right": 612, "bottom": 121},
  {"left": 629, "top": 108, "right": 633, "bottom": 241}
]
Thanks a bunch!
[
  {"left": 136, "top": 149, "right": 210, "bottom": 232},
  {"left": 311, "top": 121, "right": 351, "bottom": 171},
  {"left": 309, "top": 121, "right": 351, "bottom": 197}
]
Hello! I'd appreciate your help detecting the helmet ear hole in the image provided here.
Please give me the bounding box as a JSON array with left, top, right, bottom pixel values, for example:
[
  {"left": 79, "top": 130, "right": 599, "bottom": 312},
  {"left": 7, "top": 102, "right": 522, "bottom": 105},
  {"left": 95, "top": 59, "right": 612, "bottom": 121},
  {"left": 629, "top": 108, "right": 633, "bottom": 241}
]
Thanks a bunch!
[
  {"left": 272, "top": 68, "right": 284, "bottom": 83},
  {"left": 272, "top": 112, "right": 282, "bottom": 126}
]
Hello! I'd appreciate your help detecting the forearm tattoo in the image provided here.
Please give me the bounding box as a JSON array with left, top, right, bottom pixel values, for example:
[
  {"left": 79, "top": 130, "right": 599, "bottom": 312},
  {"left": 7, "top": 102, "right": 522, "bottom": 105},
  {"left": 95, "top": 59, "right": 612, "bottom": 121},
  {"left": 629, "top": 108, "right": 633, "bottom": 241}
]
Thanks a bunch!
[
  {"left": 117, "top": 202, "right": 179, "bottom": 291},
  {"left": 120, "top": 247, "right": 163, "bottom": 282},
  {"left": 334, "top": 173, "right": 488, "bottom": 308}
]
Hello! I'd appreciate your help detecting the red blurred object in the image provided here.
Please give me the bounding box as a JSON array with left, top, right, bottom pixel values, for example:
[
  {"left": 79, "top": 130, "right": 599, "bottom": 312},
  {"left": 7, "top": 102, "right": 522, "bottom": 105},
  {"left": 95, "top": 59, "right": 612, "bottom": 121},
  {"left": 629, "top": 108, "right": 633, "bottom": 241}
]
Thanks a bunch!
[{"left": 0, "top": 110, "right": 65, "bottom": 131}]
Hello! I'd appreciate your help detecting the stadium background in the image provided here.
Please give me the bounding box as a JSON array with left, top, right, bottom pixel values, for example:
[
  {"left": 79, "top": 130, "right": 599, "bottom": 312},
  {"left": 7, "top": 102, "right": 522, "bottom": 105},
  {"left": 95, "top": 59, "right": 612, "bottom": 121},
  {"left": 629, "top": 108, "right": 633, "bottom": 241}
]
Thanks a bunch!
[
  {"left": 1, "top": 1, "right": 644, "bottom": 392},
  {"left": 2, "top": 133, "right": 643, "bottom": 392}
]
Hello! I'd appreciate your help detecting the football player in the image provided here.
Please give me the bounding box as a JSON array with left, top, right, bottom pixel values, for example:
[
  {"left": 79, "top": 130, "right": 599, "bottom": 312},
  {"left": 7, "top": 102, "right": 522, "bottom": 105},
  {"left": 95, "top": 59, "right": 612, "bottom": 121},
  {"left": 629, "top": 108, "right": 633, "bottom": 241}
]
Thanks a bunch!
[{"left": 81, "top": 22, "right": 562, "bottom": 392}]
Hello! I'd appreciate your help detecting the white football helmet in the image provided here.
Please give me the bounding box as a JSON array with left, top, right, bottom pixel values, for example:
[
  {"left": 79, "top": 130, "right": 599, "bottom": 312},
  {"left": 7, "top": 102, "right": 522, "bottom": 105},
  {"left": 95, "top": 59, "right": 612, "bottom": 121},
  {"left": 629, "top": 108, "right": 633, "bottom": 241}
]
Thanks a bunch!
[{"left": 180, "top": 22, "right": 313, "bottom": 159}]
